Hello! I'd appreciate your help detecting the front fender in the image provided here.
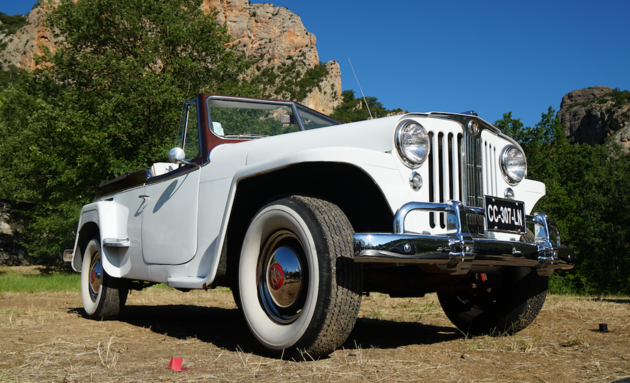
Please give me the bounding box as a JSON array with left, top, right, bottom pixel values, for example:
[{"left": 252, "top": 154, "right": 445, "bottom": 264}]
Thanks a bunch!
[
  {"left": 238, "top": 147, "right": 409, "bottom": 210},
  {"left": 187, "top": 147, "right": 411, "bottom": 289},
  {"left": 70, "top": 201, "right": 131, "bottom": 277}
]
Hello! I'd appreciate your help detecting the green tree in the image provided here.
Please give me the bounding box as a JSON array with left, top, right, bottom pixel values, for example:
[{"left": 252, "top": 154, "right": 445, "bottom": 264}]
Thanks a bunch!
[
  {"left": 0, "top": 65, "right": 27, "bottom": 88},
  {"left": 495, "top": 108, "right": 630, "bottom": 295},
  {"left": 0, "top": 12, "right": 28, "bottom": 38},
  {"left": 0, "top": 0, "right": 258, "bottom": 258},
  {"left": 330, "top": 90, "right": 405, "bottom": 123}
]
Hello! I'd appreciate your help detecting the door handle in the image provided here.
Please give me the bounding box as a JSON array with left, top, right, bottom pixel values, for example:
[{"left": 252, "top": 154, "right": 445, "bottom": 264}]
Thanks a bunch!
[{"left": 139, "top": 195, "right": 150, "bottom": 200}]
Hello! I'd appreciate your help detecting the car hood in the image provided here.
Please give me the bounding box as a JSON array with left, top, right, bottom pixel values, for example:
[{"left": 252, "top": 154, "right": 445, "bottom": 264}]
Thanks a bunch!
[{"left": 245, "top": 115, "right": 404, "bottom": 165}]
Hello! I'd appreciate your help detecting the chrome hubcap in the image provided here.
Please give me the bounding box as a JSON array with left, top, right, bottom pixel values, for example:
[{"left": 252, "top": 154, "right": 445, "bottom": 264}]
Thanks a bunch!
[
  {"left": 257, "top": 230, "right": 307, "bottom": 324},
  {"left": 89, "top": 252, "right": 102, "bottom": 302}
]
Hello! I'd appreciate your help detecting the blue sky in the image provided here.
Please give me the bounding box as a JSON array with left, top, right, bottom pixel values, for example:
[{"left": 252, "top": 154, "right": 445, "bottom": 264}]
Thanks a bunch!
[{"left": 2, "top": 0, "right": 629, "bottom": 128}]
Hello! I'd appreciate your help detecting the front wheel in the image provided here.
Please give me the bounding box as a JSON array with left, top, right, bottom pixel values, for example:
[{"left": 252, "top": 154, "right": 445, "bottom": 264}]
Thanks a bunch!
[
  {"left": 81, "top": 237, "right": 128, "bottom": 319},
  {"left": 239, "top": 196, "right": 362, "bottom": 358},
  {"left": 438, "top": 267, "right": 548, "bottom": 336}
]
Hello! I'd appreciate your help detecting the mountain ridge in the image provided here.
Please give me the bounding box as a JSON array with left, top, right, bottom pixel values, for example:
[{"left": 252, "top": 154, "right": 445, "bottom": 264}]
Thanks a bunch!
[{"left": 0, "top": 0, "right": 342, "bottom": 114}]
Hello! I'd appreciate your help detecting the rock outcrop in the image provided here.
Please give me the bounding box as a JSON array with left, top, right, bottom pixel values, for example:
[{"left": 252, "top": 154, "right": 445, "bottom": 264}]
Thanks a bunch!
[
  {"left": 558, "top": 86, "right": 630, "bottom": 152},
  {"left": 0, "top": 200, "right": 30, "bottom": 266},
  {"left": 0, "top": 0, "right": 342, "bottom": 114},
  {"left": 0, "top": 2, "right": 60, "bottom": 71}
]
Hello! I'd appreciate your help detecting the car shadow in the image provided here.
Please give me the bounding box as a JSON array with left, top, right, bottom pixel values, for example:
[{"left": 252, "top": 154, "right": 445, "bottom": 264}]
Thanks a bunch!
[
  {"left": 344, "top": 317, "right": 461, "bottom": 350},
  {"left": 67, "top": 304, "right": 462, "bottom": 357},
  {"left": 602, "top": 298, "right": 630, "bottom": 304}
]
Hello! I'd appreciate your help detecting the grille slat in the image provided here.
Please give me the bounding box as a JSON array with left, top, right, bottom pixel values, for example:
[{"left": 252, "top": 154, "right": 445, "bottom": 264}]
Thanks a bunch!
[
  {"left": 441, "top": 133, "right": 450, "bottom": 203},
  {"left": 493, "top": 146, "right": 497, "bottom": 195},
  {"left": 484, "top": 141, "right": 493, "bottom": 196},
  {"left": 483, "top": 140, "right": 498, "bottom": 197},
  {"left": 451, "top": 134, "right": 460, "bottom": 201}
]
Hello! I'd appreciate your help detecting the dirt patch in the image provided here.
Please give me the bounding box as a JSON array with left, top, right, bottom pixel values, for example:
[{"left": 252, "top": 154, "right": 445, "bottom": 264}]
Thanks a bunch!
[
  {"left": 0, "top": 288, "right": 629, "bottom": 382},
  {"left": 0, "top": 266, "right": 43, "bottom": 275}
]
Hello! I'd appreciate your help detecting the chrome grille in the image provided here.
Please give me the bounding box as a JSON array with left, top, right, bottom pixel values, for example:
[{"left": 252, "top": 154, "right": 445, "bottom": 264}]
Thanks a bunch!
[{"left": 426, "top": 117, "right": 501, "bottom": 230}]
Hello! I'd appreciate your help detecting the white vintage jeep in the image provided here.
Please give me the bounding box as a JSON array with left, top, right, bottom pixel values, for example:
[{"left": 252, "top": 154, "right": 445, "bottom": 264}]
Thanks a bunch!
[{"left": 64, "top": 94, "right": 574, "bottom": 357}]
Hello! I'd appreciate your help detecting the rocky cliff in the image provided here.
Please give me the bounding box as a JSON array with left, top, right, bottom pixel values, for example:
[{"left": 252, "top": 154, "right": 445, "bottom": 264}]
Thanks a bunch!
[
  {"left": 558, "top": 86, "right": 630, "bottom": 152},
  {"left": 0, "top": 3, "right": 59, "bottom": 72},
  {"left": 0, "top": 0, "right": 342, "bottom": 114}
]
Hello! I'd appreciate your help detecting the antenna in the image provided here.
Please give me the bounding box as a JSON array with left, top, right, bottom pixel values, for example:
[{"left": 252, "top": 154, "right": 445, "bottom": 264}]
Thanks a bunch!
[{"left": 347, "top": 58, "right": 374, "bottom": 119}]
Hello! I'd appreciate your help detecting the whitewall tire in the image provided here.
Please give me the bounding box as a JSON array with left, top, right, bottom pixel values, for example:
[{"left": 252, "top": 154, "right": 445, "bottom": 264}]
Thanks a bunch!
[
  {"left": 81, "top": 238, "right": 128, "bottom": 319},
  {"left": 239, "top": 196, "right": 362, "bottom": 357}
]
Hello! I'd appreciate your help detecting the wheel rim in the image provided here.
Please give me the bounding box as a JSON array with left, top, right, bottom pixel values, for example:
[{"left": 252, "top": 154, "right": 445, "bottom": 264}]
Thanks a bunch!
[
  {"left": 451, "top": 272, "right": 506, "bottom": 311},
  {"left": 88, "top": 251, "right": 102, "bottom": 302},
  {"left": 257, "top": 230, "right": 308, "bottom": 324}
]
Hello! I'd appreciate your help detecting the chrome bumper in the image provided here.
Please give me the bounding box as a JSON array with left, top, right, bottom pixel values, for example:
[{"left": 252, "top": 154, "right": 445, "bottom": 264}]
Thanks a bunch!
[{"left": 353, "top": 201, "right": 574, "bottom": 277}]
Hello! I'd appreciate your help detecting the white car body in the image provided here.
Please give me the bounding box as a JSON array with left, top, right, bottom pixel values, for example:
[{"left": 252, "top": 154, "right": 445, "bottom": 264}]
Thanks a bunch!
[
  {"left": 69, "top": 109, "right": 545, "bottom": 284},
  {"left": 66, "top": 94, "right": 573, "bottom": 357}
]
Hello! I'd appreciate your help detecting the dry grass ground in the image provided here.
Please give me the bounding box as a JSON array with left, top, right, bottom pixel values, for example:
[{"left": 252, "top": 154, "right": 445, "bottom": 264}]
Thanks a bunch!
[{"left": 0, "top": 269, "right": 629, "bottom": 382}]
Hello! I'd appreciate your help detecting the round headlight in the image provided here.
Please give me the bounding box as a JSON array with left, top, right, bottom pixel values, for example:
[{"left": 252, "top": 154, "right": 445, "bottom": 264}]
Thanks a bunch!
[
  {"left": 395, "top": 121, "right": 430, "bottom": 168},
  {"left": 500, "top": 145, "right": 527, "bottom": 184}
]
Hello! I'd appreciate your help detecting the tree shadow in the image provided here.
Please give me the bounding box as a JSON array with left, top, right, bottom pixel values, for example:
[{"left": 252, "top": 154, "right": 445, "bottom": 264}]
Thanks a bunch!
[{"left": 68, "top": 304, "right": 462, "bottom": 358}]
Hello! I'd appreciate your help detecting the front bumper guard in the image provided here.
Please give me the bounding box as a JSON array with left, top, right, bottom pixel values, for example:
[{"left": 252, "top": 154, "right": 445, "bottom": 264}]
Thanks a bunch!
[{"left": 353, "top": 201, "right": 574, "bottom": 277}]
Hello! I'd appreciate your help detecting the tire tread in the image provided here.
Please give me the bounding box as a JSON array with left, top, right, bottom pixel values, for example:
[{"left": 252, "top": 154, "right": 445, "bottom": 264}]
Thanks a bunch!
[{"left": 291, "top": 196, "right": 362, "bottom": 357}]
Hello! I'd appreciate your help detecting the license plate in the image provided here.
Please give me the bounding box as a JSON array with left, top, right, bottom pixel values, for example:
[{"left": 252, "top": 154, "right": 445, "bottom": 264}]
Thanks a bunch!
[{"left": 484, "top": 196, "right": 526, "bottom": 234}]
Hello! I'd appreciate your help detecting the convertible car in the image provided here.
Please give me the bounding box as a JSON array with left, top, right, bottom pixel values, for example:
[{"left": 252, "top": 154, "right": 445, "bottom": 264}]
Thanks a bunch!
[{"left": 64, "top": 94, "right": 574, "bottom": 357}]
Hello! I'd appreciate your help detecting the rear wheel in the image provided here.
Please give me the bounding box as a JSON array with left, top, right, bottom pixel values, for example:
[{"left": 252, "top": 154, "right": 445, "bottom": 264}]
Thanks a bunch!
[
  {"left": 438, "top": 267, "right": 548, "bottom": 336},
  {"left": 239, "top": 196, "right": 362, "bottom": 357},
  {"left": 81, "top": 238, "right": 128, "bottom": 319}
]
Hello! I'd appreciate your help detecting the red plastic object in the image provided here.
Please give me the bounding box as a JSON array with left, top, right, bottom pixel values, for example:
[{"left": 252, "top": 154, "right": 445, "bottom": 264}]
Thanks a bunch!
[
  {"left": 480, "top": 273, "right": 488, "bottom": 282},
  {"left": 169, "top": 357, "right": 183, "bottom": 372}
]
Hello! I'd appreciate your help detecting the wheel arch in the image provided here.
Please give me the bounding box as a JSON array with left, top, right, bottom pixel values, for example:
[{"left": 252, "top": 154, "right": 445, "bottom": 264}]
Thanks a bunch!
[
  {"left": 72, "top": 221, "right": 100, "bottom": 272},
  {"left": 214, "top": 161, "right": 394, "bottom": 286}
]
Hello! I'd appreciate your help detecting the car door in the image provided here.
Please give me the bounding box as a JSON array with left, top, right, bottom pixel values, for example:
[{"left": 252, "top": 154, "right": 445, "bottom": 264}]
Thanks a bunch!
[{"left": 141, "top": 100, "right": 201, "bottom": 265}]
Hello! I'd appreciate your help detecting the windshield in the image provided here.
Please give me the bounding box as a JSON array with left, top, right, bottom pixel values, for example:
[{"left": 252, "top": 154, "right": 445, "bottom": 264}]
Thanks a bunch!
[
  {"left": 207, "top": 97, "right": 341, "bottom": 139},
  {"left": 208, "top": 99, "right": 300, "bottom": 139},
  {"left": 296, "top": 105, "right": 339, "bottom": 130}
]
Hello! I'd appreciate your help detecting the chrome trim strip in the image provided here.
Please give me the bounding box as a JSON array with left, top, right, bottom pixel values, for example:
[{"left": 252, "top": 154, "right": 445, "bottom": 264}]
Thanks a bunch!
[
  {"left": 93, "top": 184, "right": 145, "bottom": 202},
  {"left": 103, "top": 238, "right": 130, "bottom": 248},
  {"left": 208, "top": 95, "right": 295, "bottom": 107}
]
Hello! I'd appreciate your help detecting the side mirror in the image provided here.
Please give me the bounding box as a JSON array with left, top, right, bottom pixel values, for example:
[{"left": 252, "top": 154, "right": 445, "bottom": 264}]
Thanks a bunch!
[
  {"left": 168, "top": 147, "right": 196, "bottom": 166},
  {"left": 168, "top": 147, "right": 186, "bottom": 164}
]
